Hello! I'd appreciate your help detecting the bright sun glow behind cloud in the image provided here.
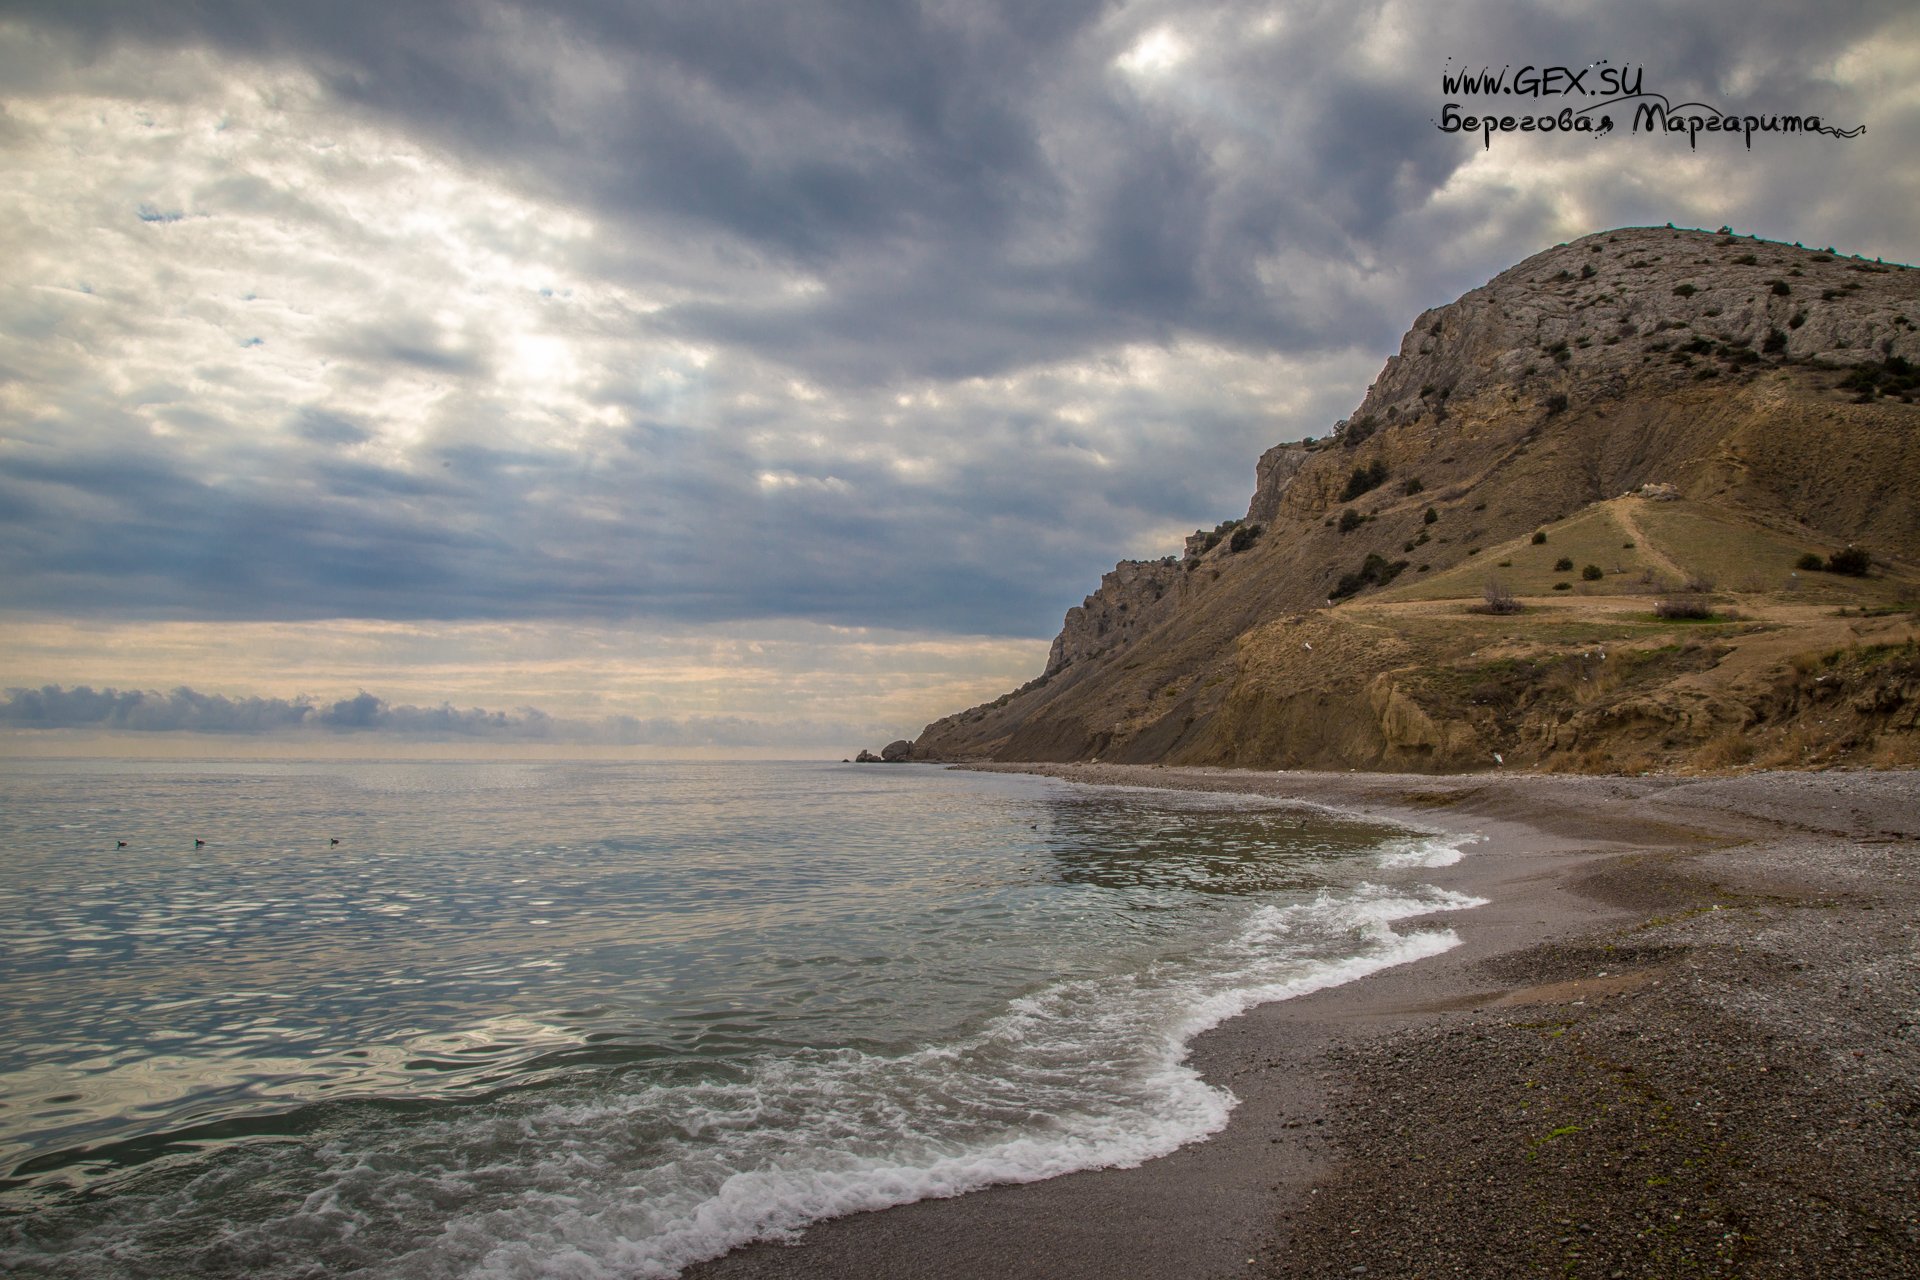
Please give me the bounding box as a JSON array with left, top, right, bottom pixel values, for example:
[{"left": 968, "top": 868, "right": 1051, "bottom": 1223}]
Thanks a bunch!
[
  {"left": 0, "top": 55, "right": 687, "bottom": 478},
  {"left": 1, "top": 2, "right": 1915, "bottom": 754},
  {"left": 1117, "top": 27, "right": 1191, "bottom": 78}
]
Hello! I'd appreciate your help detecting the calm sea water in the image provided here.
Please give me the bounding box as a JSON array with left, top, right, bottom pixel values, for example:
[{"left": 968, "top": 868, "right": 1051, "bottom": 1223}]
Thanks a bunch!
[{"left": 0, "top": 759, "right": 1480, "bottom": 1278}]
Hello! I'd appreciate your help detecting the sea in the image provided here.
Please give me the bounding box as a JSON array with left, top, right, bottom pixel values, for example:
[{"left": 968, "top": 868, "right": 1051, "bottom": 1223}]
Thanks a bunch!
[{"left": 0, "top": 758, "right": 1483, "bottom": 1279}]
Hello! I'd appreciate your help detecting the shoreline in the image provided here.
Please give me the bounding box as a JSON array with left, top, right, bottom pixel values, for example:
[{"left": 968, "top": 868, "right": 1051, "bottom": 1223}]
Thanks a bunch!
[{"left": 687, "top": 765, "right": 1920, "bottom": 1279}]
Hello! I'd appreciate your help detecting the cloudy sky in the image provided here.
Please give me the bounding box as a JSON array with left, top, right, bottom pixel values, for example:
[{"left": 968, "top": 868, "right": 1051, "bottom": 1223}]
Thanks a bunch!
[{"left": 2, "top": 0, "right": 1916, "bottom": 754}]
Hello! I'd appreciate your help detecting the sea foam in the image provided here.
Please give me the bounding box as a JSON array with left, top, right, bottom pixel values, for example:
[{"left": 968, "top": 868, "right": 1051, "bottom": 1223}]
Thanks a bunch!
[
  {"left": 307, "top": 886, "right": 1481, "bottom": 1278},
  {"left": 0, "top": 761, "right": 1488, "bottom": 1280}
]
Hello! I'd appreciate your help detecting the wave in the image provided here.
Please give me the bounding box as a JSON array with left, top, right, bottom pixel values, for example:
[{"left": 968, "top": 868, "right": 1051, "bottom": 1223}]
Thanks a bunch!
[{"left": 7, "top": 881, "right": 1484, "bottom": 1279}]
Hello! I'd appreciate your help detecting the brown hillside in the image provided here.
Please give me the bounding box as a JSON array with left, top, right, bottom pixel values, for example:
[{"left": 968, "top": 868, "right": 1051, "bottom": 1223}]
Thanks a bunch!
[{"left": 913, "top": 226, "right": 1920, "bottom": 774}]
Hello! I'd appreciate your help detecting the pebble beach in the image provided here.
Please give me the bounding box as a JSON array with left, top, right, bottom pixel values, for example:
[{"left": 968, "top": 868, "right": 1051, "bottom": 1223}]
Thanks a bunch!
[{"left": 690, "top": 765, "right": 1920, "bottom": 1279}]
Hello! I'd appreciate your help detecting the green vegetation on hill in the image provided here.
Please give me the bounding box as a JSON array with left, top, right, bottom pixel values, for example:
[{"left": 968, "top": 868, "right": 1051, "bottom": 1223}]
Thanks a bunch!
[{"left": 914, "top": 226, "right": 1920, "bottom": 775}]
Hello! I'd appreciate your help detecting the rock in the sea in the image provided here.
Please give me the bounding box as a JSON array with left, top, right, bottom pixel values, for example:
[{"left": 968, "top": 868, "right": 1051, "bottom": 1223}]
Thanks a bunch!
[{"left": 853, "top": 742, "right": 914, "bottom": 762}]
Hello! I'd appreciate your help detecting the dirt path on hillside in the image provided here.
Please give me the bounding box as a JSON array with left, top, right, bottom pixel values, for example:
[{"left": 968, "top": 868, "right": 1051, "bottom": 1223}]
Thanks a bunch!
[
  {"left": 1337, "top": 593, "right": 1915, "bottom": 705},
  {"left": 1608, "top": 496, "right": 1692, "bottom": 585}
]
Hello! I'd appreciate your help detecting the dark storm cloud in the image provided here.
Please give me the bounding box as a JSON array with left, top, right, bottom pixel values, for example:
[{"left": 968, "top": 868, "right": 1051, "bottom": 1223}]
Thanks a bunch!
[
  {"left": 3, "top": 0, "right": 1915, "bottom": 645},
  {"left": 0, "top": 393, "right": 1150, "bottom": 633},
  {"left": 0, "top": 437, "right": 503, "bottom": 618},
  {"left": 6, "top": 0, "right": 1461, "bottom": 370}
]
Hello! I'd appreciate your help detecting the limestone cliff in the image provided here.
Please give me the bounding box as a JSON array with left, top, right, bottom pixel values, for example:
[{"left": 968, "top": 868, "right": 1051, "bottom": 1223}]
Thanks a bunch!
[
  {"left": 914, "top": 226, "right": 1920, "bottom": 773},
  {"left": 1045, "top": 557, "right": 1185, "bottom": 677}
]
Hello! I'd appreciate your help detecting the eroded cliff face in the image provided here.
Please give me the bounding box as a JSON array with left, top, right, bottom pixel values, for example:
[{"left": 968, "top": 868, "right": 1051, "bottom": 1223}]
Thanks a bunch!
[
  {"left": 1359, "top": 230, "right": 1916, "bottom": 423},
  {"left": 1045, "top": 557, "right": 1185, "bottom": 676},
  {"left": 913, "top": 226, "right": 1920, "bottom": 772},
  {"left": 1246, "top": 442, "right": 1312, "bottom": 526}
]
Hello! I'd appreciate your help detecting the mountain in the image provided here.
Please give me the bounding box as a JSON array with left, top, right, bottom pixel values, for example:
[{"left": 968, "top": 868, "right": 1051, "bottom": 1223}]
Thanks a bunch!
[{"left": 913, "top": 225, "right": 1920, "bottom": 773}]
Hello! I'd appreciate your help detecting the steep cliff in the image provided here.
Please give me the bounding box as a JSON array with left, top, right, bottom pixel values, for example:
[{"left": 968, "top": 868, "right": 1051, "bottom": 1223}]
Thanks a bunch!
[
  {"left": 914, "top": 226, "right": 1920, "bottom": 773},
  {"left": 1044, "top": 557, "right": 1187, "bottom": 677}
]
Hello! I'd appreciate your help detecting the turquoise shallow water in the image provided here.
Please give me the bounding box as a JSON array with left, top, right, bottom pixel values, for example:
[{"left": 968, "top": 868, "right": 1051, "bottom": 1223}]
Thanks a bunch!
[{"left": 0, "top": 759, "right": 1479, "bottom": 1278}]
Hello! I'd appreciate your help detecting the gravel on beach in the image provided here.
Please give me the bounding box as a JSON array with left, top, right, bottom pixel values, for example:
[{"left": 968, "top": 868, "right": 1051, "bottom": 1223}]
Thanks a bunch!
[
  {"left": 695, "top": 765, "right": 1920, "bottom": 1280},
  {"left": 1270, "top": 848, "right": 1919, "bottom": 1278},
  {"left": 981, "top": 766, "right": 1920, "bottom": 1279}
]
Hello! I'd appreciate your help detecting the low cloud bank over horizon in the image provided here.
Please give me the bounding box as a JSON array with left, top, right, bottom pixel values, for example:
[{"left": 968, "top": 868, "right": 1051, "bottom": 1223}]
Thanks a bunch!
[{"left": 0, "top": 683, "right": 852, "bottom": 749}]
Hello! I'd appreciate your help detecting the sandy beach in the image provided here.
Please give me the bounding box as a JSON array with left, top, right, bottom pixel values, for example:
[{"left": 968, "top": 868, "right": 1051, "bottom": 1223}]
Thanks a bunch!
[{"left": 688, "top": 764, "right": 1920, "bottom": 1279}]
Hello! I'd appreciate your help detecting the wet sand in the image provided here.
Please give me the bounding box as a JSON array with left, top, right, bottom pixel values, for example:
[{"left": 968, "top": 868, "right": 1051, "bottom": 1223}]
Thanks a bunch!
[{"left": 688, "top": 766, "right": 1920, "bottom": 1279}]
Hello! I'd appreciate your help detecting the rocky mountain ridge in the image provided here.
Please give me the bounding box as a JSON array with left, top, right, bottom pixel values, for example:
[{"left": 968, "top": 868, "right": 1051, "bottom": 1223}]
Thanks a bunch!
[{"left": 913, "top": 225, "right": 1920, "bottom": 773}]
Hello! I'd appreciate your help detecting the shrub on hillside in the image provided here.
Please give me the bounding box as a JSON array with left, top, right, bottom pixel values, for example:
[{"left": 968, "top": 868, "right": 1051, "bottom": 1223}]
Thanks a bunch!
[
  {"left": 1839, "top": 357, "right": 1918, "bottom": 401},
  {"left": 1340, "top": 459, "right": 1390, "bottom": 501},
  {"left": 1331, "top": 553, "right": 1408, "bottom": 599},
  {"left": 1555, "top": 556, "right": 1574, "bottom": 572},
  {"left": 1338, "top": 508, "right": 1365, "bottom": 533},
  {"left": 1827, "top": 545, "right": 1872, "bottom": 576},
  {"left": 1581, "top": 564, "right": 1604, "bottom": 581},
  {"left": 1196, "top": 518, "right": 1242, "bottom": 554},
  {"left": 1471, "top": 579, "right": 1523, "bottom": 615},
  {"left": 1654, "top": 597, "right": 1714, "bottom": 620}
]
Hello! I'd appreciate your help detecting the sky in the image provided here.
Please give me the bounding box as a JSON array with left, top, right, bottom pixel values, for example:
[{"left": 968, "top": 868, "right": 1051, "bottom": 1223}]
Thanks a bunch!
[{"left": 2, "top": 0, "right": 1917, "bottom": 756}]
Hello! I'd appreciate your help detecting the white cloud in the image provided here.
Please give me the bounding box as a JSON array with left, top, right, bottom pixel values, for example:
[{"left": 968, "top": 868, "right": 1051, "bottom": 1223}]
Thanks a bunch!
[
  {"left": 1, "top": 2, "right": 1916, "bottom": 747},
  {"left": 1117, "top": 27, "right": 1191, "bottom": 79}
]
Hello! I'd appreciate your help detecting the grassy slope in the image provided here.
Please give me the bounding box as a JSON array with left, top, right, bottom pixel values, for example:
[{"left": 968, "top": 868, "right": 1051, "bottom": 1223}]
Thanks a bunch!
[
  {"left": 1226, "top": 486, "right": 1920, "bottom": 773},
  {"left": 914, "top": 232, "right": 1920, "bottom": 774},
  {"left": 920, "top": 375, "right": 1920, "bottom": 774}
]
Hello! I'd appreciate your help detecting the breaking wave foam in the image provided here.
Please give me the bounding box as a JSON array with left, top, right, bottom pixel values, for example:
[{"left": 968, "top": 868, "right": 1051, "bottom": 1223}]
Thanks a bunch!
[
  {"left": 1374, "top": 831, "right": 1480, "bottom": 869},
  {"left": 8, "top": 881, "right": 1485, "bottom": 1280}
]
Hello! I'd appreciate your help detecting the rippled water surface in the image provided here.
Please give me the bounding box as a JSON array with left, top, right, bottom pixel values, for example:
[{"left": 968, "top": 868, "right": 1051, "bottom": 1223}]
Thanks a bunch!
[{"left": 0, "top": 759, "right": 1478, "bottom": 1277}]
